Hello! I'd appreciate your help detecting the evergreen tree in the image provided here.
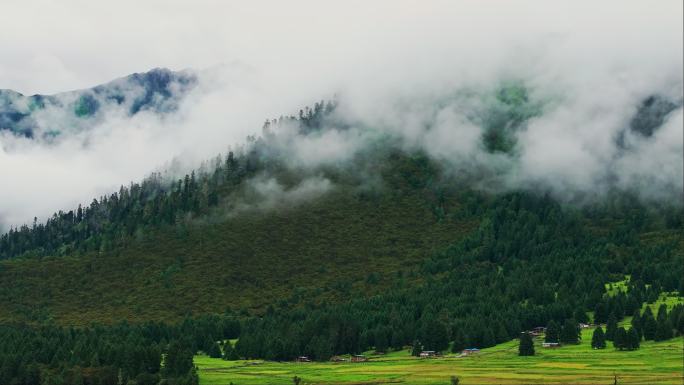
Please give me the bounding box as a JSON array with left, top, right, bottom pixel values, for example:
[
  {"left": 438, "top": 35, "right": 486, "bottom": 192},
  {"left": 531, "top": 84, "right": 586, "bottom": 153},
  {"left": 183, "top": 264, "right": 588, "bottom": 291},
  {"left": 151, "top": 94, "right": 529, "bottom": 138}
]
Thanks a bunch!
[
  {"left": 207, "top": 341, "right": 222, "bottom": 358},
  {"left": 222, "top": 341, "right": 238, "bottom": 361},
  {"left": 481, "top": 327, "right": 496, "bottom": 348},
  {"left": 630, "top": 309, "right": 643, "bottom": 341},
  {"left": 656, "top": 304, "right": 668, "bottom": 323},
  {"left": 518, "top": 332, "right": 535, "bottom": 356},
  {"left": 655, "top": 319, "right": 673, "bottom": 341},
  {"left": 591, "top": 327, "right": 606, "bottom": 349},
  {"left": 605, "top": 313, "right": 618, "bottom": 341},
  {"left": 642, "top": 312, "right": 657, "bottom": 341},
  {"left": 451, "top": 331, "right": 467, "bottom": 354},
  {"left": 627, "top": 327, "right": 640, "bottom": 350},
  {"left": 411, "top": 340, "right": 423, "bottom": 357},
  {"left": 573, "top": 307, "right": 589, "bottom": 324},
  {"left": 613, "top": 327, "right": 627, "bottom": 350},
  {"left": 422, "top": 318, "right": 449, "bottom": 351},
  {"left": 374, "top": 327, "right": 389, "bottom": 353},
  {"left": 560, "top": 319, "right": 580, "bottom": 344},
  {"left": 545, "top": 320, "right": 560, "bottom": 343},
  {"left": 594, "top": 302, "right": 608, "bottom": 324}
]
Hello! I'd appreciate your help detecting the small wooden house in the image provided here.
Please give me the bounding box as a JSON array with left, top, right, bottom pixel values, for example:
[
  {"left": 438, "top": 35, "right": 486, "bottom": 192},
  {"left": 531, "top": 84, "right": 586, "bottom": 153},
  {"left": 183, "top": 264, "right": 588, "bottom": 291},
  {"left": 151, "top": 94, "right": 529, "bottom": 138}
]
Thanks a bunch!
[
  {"left": 351, "top": 354, "right": 368, "bottom": 362},
  {"left": 461, "top": 348, "right": 480, "bottom": 356}
]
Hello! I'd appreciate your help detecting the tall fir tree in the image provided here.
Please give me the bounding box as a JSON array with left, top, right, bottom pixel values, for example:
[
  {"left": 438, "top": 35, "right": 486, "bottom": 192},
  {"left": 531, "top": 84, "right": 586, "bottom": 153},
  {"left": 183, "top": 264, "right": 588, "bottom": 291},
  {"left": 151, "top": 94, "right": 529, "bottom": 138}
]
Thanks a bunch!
[
  {"left": 613, "top": 327, "right": 627, "bottom": 350},
  {"left": 642, "top": 312, "right": 657, "bottom": 341},
  {"left": 605, "top": 313, "right": 618, "bottom": 341},
  {"left": 591, "top": 327, "right": 606, "bottom": 349},
  {"left": 518, "top": 332, "right": 535, "bottom": 356},
  {"left": 560, "top": 319, "right": 580, "bottom": 344},
  {"left": 545, "top": 320, "right": 560, "bottom": 343},
  {"left": 627, "top": 328, "right": 640, "bottom": 350}
]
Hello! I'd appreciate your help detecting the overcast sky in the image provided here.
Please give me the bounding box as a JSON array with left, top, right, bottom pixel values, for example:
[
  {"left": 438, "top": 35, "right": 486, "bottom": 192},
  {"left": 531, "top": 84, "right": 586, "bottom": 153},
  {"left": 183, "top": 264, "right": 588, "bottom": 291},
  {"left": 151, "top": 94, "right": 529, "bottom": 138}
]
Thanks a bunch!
[{"left": 0, "top": 0, "right": 682, "bottom": 227}]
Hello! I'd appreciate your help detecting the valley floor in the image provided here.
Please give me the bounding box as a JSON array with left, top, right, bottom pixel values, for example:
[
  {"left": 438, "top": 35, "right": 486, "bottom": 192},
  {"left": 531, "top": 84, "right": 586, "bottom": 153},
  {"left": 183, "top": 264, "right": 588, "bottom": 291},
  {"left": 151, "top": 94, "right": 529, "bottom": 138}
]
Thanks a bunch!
[{"left": 196, "top": 328, "right": 683, "bottom": 385}]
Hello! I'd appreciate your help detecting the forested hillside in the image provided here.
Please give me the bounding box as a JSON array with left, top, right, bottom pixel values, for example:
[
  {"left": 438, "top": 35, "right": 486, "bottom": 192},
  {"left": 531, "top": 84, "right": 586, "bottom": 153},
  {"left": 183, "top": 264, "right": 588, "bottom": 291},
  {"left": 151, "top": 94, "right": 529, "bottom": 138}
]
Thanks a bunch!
[{"left": 0, "top": 99, "right": 681, "bottom": 385}]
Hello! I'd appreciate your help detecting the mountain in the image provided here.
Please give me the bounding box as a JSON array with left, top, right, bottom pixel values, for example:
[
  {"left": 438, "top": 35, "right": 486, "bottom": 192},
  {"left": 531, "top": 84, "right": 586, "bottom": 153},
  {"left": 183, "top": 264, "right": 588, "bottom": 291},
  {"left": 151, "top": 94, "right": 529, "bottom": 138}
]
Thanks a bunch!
[
  {"left": 0, "top": 68, "right": 196, "bottom": 139},
  {"left": 0, "top": 86, "right": 681, "bottom": 385}
]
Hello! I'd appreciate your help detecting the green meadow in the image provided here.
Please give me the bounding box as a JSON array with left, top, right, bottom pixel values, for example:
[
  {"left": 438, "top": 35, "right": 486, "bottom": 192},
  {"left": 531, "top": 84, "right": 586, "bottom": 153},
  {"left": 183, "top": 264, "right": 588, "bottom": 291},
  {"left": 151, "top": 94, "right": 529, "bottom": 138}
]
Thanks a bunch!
[
  {"left": 196, "top": 329, "right": 683, "bottom": 385},
  {"left": 196, "top": 293, "right": 684, "bottom": 384}
]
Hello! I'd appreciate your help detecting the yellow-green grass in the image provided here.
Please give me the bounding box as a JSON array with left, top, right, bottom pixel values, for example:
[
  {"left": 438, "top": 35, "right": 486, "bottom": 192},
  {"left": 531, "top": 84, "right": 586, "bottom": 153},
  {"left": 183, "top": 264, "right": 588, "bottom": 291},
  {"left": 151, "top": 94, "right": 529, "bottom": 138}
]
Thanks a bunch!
[
  {"left": 196, "top": 329, "right": 683, "bottom": 385},
  {"left": 642, "top": 292, "right": 684, "bottom": 314},
  {"left": 605, "top": 276, "right": 631, "bottom": 296}
]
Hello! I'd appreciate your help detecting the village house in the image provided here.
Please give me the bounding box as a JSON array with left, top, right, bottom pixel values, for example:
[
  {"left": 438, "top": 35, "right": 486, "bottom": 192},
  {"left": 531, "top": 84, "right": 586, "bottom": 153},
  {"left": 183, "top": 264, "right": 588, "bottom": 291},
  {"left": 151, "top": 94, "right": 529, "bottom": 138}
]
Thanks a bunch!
[
  {"left": 351, "top": 355, "right": 368, "bottom": 362},
  {"left": 461, "top": 348, "right": 480, "bottom": 356}
]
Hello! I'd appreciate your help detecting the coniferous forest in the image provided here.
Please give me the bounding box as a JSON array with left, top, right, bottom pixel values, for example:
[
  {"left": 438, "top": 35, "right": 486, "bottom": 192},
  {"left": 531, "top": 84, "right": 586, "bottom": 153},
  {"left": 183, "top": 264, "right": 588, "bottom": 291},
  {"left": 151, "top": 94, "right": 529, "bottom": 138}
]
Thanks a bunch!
[{"left": 0, "top": 99, "right": 682, "bottom": 384}]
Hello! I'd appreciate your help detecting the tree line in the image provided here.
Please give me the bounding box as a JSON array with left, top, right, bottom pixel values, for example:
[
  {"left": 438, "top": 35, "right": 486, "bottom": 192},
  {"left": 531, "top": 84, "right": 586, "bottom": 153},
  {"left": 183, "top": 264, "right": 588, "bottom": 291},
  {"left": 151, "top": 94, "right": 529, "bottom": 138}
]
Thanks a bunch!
[{"left": 0, "top": 314, "right": 240, "bottom": 385}]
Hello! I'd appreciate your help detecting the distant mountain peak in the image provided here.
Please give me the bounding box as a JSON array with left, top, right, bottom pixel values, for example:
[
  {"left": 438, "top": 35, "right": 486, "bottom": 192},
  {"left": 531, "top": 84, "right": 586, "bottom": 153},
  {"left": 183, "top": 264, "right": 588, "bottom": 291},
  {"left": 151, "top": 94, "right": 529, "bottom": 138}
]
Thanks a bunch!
[{"left": 0, "top": 68, "right": 197, "bottom": 139}]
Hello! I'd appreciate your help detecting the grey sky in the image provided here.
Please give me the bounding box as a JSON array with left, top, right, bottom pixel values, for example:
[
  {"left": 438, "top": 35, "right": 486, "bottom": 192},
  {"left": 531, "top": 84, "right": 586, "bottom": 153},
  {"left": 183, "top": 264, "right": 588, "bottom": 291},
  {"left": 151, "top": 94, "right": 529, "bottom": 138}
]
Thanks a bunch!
[{"left": 0, "top": 0, "right": 682, "bottom": 228}]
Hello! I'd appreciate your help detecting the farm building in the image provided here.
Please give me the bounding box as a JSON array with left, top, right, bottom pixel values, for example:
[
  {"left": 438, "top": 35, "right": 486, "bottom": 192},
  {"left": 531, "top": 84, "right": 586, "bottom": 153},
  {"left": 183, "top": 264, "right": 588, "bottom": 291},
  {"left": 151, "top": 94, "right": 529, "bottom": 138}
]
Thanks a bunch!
[
  {"left": 461, "top": 348, "right": 480, "bottom": 356},
  {"left": 351, "top": 355, "right": 368, "bottom": 362}
]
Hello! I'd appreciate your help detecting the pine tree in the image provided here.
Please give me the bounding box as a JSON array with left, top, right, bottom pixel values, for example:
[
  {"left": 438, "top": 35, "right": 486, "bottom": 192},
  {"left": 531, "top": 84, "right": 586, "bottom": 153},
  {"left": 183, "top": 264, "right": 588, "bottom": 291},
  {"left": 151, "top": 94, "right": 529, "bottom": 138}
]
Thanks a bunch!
[
  {"left": 594, "top": 302, "right": 608, "bottom": 324},
  {"left": 642, "top": 312, "right": 657, "bottom": 341},
  {"left": 613, "top": 327, "right": 627, "bottom": 350},
  {"left": 605, "top": 313, "right": 618, "bottom": 341},
  {"left": 560, "top": 319, "right": 580, "bottom": 344},
  {"left": 630, "top": 309, "right": 643, "bottom": 341},
  {"left": 591, "top": 327, "right": 606, "bottom": 349},
  {"left": 518, "top": 332, "right": 535, "bottom": 356},
  {"left": 411, "top": 340, "right": 423, "bottom": 357},
  {"left": 222, "top": 342, "right": 239, "bottom": 361},
  {"left": 656, "top": 304, "right": 668, "bottom": 323},
  {"left": 545, "top": 320, "right": 560, "bottom": 343},
  {"left": 626, "top": 327, "right": 640, "bottom": 350},
  {"left": 422, "top": 318, "right": 449, "bottom": 351},
  {"left": 573, "top": 307, "right": 589, "bottom": 324},
  {"left": 451, "top": 331, "right": 466, "bottom": 354},
  {"left": 655, "top": 319, "right": 673, "bottom": 341},
  {"left": 207, "top": 341, "right": 222, "bottom": 358},
  {"left": 481, "top": 327, "right": 496, "bottom": 348},
  {"left": 374, "top": 327, "right": 388, "bottom": 353}
]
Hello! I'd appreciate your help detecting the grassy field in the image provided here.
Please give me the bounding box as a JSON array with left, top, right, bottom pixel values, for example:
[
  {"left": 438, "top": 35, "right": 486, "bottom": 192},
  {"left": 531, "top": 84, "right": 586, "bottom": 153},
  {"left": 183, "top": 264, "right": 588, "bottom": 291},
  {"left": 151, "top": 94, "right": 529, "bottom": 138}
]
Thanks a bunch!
[{"left": 196, "top": 328, "right": 684, "bottom": 385}]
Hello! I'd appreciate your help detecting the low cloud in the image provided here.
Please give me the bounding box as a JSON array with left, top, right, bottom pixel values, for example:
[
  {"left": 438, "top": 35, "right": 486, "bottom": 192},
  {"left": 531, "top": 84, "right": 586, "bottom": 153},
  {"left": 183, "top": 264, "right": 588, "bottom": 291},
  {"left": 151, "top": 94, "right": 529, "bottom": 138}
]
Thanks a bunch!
[{"left": 0, "top": 0, "right": 682, "bottom": 229}]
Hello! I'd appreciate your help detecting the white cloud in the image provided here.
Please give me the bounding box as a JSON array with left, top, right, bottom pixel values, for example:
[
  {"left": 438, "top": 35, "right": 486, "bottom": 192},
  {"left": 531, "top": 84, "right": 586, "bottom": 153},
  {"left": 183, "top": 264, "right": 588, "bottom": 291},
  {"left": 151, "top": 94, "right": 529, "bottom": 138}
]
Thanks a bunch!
[{"left": 0, "top": 0, "right": 682, "bottom": 228}]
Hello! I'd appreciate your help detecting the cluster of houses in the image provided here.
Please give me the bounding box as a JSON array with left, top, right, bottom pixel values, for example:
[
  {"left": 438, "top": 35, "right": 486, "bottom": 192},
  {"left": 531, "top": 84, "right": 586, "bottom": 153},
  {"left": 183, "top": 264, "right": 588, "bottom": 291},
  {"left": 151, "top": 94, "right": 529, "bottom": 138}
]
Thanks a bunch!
[
  {"left": 298, "top": 355, "right": 370, "bottom": 363},
  {"left": 296, "top": 323, "right": 597, "bottom": 363},
  {"left": 420, "top": 348, "right": 479, "bottom": 358},
  {"left": 527, "top": 323, "right": 594, "bottom": 348}
]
